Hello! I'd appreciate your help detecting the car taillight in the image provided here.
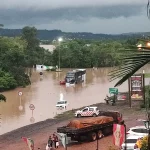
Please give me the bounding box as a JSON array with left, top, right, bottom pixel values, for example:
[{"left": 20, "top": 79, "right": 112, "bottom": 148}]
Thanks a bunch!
[{"left": 134, "top": 144, "right": 138, "bottom": 149}]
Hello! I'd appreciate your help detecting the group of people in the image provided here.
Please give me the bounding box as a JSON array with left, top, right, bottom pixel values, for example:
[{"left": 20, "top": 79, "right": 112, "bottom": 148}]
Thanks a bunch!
[{"left": 46, "top": 133, "right": 59, "bottom": 150}]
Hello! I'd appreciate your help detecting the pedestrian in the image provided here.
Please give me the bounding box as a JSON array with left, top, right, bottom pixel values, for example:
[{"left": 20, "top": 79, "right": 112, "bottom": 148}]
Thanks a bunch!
[
  {"left": 52, "top": 133, "right": 59, "bottom": 148},
  {"left": 46, "top": 136, "right": 52, "bottom": 150}
]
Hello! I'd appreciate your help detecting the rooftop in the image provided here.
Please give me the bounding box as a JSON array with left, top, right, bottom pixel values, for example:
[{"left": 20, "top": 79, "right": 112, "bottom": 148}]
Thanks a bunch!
[{"left": 39, "top": 44, "right": 56, "bottom": 52}]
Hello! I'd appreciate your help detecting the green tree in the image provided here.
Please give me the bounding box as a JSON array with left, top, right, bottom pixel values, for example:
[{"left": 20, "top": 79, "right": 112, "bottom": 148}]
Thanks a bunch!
[
  {"left": 22, "top": 26, "right": 39, "bottom": 67},
  {"left": 52, "top": 39, "right": 125, "bottom": 68},
  {"left": 0, "top": 70, "right": 17, "bottom": 91}
]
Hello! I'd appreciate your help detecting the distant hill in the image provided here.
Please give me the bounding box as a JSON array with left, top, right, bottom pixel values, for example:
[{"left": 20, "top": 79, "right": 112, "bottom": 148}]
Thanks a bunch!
[{"left": 0, "top": 28, "right": 147, "bottom": 40}]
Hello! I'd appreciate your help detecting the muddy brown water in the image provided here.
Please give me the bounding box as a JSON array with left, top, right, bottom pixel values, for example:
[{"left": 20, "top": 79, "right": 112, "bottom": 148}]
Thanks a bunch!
[{"left": 0, "top": 66, "right": 150, "bottom": 135}]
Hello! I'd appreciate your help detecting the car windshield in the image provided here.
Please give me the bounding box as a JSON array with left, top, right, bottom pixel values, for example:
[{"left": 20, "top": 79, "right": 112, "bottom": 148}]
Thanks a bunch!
[
  {"left": 132, "top": 128, "right": 148, "bottom": 133},
  {"left": 66, "top": 72, "right": 75, "bottom": 78},
  {"left": 57, "top": 101, "right": 67, "bottom": 104}
]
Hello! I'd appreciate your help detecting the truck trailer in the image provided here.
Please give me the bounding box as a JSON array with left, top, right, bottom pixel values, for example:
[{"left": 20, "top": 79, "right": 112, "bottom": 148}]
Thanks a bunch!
[{"left": 57, "top": 111, "right": 122, "bottom": 142}]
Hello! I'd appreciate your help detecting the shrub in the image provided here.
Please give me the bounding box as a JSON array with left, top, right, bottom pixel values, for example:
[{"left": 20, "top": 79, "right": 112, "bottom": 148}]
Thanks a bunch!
[
  {"left": 137, "top": 136, "right": 148, "bottom": 150},
  {"left": 0, "top": 70, "right": 17, "bottom": 91},
  {"left": 0, "top": 94, "right": 6, "bottom": 102}
]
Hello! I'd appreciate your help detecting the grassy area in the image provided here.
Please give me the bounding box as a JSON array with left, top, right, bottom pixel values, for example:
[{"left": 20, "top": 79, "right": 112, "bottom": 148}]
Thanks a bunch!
[
  {"left": 145, "top": 73, "right": 150, "bottom": 78},
  {"left": 54, "top": 109, "right": 75, "bottom": 120}
]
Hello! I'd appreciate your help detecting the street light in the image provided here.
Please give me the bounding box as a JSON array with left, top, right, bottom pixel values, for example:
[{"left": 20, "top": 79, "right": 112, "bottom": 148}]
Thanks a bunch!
[
  {"left": 58, "top": 37, "right": 63, "bottom": 42},
  {"left": 58, "top": 37, "right": 63, "bottom": 72},
  {"left": 143, "top": 120, "right": 150, "bottom": 149},
  {"left": 147, "top": 42, "right": 150, "bottom": 47}
]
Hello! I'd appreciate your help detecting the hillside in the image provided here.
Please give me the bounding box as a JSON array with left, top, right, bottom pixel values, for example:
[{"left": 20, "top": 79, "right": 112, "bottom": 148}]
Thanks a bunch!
[{"left": 0, "top": 28, "right": 147, "bottom": 40}]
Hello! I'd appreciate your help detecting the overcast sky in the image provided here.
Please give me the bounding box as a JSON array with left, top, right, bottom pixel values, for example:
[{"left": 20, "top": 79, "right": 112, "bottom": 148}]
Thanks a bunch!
[{"left": 1, "top": 0, "right": 150, "bottom": 34}]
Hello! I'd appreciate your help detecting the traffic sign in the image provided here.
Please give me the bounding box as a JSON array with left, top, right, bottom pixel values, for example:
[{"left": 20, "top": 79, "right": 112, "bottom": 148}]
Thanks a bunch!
[
  {"left": 29, "top": 104, "right": 35, "bottom": 110},
  {"left": 30, "top": 117, "right": 35, "bottom": 123},
  {"left": 109, "top": 88, "right": 118, "bottom": 94},
  {"left": 18, "top": 91, "right": 22, "bottom": 96}
]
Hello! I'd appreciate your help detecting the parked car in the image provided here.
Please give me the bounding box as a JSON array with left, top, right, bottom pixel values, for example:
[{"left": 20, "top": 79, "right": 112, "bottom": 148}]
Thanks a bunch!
[
  {"left": 121, "top": 135, "right": 143, "bottom": 150},
  {"left": 126, "top": 126, "right": 148, "bottom": 138},
  {"left": 75, "top": 106, "right": 100, "bottom": 117}
]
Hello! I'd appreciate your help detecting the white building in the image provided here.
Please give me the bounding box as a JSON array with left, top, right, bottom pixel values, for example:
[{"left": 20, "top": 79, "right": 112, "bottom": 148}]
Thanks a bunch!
[{"left": 39, "top": 44, "right": 56, "bottom": 52}]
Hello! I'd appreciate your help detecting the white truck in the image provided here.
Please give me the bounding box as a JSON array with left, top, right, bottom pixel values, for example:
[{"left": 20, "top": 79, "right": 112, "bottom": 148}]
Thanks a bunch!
[
  {"left": 75, "top": 106, "right": 100, "bottom": 117},
  {"left": 56, "top": 100, "right": 68, "bottom": 109}
]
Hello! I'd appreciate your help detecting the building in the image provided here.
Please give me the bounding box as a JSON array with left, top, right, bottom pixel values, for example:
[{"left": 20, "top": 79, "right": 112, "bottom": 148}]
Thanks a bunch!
[{"left": 39, "top": 44, "right": 56, "bottom": 52}]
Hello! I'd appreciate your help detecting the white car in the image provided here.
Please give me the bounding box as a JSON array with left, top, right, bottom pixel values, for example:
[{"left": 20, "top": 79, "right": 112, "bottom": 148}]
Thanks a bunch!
[
  {"left": 121, "top": 135, "right": 143, "bottom": 150},
  {"left": 126, "top": 126, "right": 148, "bottom": 138},
  {"left": 56, "top": 100, "right": 68, "bottom": 109},
  {"left": 75, "top": 106, "right": 99, "bottom": 117}
]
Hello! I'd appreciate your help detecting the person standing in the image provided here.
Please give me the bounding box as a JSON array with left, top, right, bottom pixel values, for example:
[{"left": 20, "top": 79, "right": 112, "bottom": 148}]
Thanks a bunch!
[
  {"left": 47, "top": 136, "right": 53, "bottom": 149},
  {"left": 52, "top": 133, "right": 59, "bottom": 148}
]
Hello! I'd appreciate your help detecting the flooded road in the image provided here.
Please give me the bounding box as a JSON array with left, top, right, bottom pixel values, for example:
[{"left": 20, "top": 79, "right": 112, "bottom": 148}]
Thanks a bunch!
[{"left": 0, "top": 66, "right": 150, "bottom": 135}]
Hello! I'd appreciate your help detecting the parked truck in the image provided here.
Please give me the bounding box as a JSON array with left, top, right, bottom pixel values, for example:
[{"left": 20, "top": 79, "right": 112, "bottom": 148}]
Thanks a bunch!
[{"left": 57, "top": 111, "right": 122, "bottom": 142}]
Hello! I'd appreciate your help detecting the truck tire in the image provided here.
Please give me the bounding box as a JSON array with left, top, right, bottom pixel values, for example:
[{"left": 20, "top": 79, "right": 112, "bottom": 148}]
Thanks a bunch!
[
  {"left": 97, "top": 130, "right": 103, "bottom": 139},
  {"left": 92, "top": 113, "right": 97, "bottom": 117},
  {"left": 88, "top": 132, "right": 97, "bottom": 141},
  {"left": 77, "top": 114, "right": 81, "bottom": 118}
]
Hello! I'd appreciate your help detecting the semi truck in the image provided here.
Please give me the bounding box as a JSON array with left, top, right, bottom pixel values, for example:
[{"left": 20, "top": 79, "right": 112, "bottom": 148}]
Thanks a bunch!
[{"left": 57, "top": 111, "right": 122, "bottom": 142}]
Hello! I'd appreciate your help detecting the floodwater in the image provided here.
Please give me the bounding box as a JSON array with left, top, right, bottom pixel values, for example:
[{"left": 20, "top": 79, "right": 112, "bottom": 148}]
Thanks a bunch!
[{"left": 0, "top": 66, "right": 150, "bottom": 135}]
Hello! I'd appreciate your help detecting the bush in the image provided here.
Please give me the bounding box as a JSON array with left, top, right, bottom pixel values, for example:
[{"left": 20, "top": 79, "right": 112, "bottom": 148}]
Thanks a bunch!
[
  {"left": 46, "top": 68, "right": 51, "bottom": 71},
  {"left": 50, "top": 67, "right": 56, "bottom": 71},
  {"left": 0, "top": 94, "right": 6, "bottom": 102},
  {"left": 9, "top": 67, "right": 31, "bottom": 87},
  {"left": 0, "top": 70, "right": 17, "bottom": 91},
  {"left": 137, "top": 136, "right": 148, "bottom": 150}
]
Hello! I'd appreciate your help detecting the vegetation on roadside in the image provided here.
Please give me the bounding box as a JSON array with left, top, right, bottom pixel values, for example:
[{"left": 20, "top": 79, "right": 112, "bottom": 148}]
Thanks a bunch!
[
  {"left": 135, "top": 136, "right": 148, "bottom": 150},
  {"left": 145, "top": 73, "right": 150, "bottom": 78},
  {"left": 54, "top": 110, "right": 74, "bottom": 120}
]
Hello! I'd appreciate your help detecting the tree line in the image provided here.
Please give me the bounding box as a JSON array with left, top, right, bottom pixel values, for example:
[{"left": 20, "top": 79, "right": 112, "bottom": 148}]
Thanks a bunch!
[
  {"left": 0, "top": 28, "right": 142, "bottom": 41},
  {"left": 0, "top": 26, "right": 136, "bottom": 92}
]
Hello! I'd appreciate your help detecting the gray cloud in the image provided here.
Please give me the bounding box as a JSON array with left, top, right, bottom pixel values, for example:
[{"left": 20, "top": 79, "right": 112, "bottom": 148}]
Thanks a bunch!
[
  {"left": 0, "top": 0, "right": 149, "bottom": 34},
  {"left": 0, "top": 5, "right": 146, "bottom": 25},
  {"left": 0, "top": 0, "right": 146, "bottom": 10}
]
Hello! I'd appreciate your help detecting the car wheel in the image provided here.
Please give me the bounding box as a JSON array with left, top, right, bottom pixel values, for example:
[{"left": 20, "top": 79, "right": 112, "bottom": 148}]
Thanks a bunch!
[
  {"left": 97, "top": 130, "right": 104, "bottom": 139},
  {"left": 88, "top": 132, "right": 97, "bottom": 141},
  {"left": 93, "top": 113, "right": 97, "bottom": 117},
  {"left": 77, "top": 114, "right": 81, "bottom": 118}
]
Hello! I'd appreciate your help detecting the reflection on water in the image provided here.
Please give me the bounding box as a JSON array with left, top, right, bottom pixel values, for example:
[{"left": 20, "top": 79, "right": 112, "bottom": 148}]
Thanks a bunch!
[{"left": 0, "top": 66, "right": 150, "bottom": 135}]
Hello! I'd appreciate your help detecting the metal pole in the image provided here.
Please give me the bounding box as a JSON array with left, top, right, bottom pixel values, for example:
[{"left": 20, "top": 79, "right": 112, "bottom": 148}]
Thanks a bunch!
[
  {"left": 96, "top": 136, "right": 98, "bottom": 150},
  {"left": 128, "top": 78, "right": 131, "bottom": 108},
  {"left": 148, "top": 115, "right": 150, "bottom": 150},
  {"left": 124, "top": 124, "right": 127, "bottom": 150},
  {"left": 20, "top": 96, "right": 22, "bottom": 106},
  {"left": 59, "top": 44, "right": 60, "bottom": 71},
  {"left": 142, "top": 73, "right": 146, "bottom": 105}
]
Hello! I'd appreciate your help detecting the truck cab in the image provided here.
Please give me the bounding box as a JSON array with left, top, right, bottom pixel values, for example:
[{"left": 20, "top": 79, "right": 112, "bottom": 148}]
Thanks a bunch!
[{"left": 75, "top": 106, "right": 100, "bottom": 117}]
